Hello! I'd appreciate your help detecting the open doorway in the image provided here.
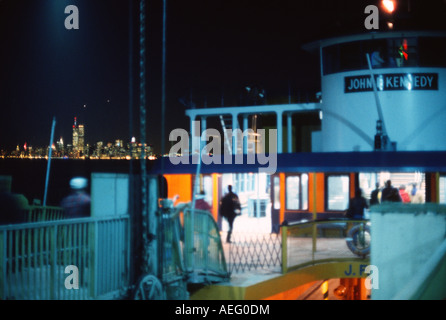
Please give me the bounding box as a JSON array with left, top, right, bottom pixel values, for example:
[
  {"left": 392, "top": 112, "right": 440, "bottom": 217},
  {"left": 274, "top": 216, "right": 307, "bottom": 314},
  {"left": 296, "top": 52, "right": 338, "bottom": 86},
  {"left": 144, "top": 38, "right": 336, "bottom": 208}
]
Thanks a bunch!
[{"left": 219, "top": 172, "right": 272, "bottom": 233}]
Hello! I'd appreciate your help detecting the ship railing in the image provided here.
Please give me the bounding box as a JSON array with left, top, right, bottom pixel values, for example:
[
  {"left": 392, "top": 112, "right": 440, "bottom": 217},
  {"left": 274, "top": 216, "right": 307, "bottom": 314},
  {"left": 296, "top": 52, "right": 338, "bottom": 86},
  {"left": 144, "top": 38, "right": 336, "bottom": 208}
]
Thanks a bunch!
[
  {"left": 280, "top": 219, "right": 370, "bottom": 274},
  {"left": 0, "top": 215, "right": 130, "bottom": 300}
]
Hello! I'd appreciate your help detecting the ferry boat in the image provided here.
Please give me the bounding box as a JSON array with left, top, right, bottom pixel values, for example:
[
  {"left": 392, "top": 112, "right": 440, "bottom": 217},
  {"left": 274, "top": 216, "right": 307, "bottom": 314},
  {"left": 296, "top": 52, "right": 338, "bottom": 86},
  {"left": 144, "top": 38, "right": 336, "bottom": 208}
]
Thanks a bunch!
[{"left": 1, "top": 28, "right": 446, "bottom": 301}]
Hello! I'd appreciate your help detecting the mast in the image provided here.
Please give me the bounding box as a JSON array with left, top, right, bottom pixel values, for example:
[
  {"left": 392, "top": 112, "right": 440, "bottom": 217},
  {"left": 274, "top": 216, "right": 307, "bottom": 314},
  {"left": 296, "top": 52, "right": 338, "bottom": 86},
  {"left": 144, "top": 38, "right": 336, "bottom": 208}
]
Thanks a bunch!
[
  {"left": 139, "top": 0, "right": 151, "bottom": 275},
  {"left": 43, "top": 117, "right": 56, "bottom": 207}
]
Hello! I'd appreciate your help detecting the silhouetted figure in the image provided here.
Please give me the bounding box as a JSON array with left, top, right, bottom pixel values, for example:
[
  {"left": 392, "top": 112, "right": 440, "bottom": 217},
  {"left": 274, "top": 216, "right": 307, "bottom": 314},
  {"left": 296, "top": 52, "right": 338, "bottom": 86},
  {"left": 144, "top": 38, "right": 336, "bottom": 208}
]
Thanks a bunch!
[
  {"left": 0, "top": 176, "right": 26, "bottom": 225},
  {"left": 346, "top": 188, "right": 369, "bottom": 219},
  {"left": 219, "top": 185, "right": 241, "bottom": 243},
  {"left": 381, "top": 180, "right": 402, "bottom": 202},
  {"left": 399, "top": 185, "right": 411, "bottom": 203},
  {"left": 371, "top": 50, "right": 385, "bottom": 68},
  {"left": 195, "top": 191, "right": 212, "bottom": 212},
  {"left": 60, "top": 177, "right": 91, "bottom": 218},
  {"left": 370, "top": 183, "right": 381, "bottom": 205}
]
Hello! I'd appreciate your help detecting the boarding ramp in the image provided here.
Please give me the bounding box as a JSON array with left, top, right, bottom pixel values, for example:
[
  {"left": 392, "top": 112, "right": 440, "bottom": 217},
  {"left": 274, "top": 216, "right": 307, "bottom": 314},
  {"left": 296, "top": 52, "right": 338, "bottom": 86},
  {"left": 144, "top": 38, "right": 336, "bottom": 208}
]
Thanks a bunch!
[
  {"left": 157, "top": 203, "right": 229, "bottom": 285},
  {"left": 183, "top": 208, "right": 229, "bottom": 283},
  {"left": 134, "top": 203, "right": 229, "bottom": 300}
]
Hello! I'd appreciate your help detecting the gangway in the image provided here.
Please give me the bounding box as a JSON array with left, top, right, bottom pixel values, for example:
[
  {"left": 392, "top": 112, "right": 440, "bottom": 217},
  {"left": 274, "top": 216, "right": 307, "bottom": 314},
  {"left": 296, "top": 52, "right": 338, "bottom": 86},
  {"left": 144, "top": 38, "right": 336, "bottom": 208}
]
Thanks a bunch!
[{"left": 133, "top": 199, "right": 229, "bottom": 300}]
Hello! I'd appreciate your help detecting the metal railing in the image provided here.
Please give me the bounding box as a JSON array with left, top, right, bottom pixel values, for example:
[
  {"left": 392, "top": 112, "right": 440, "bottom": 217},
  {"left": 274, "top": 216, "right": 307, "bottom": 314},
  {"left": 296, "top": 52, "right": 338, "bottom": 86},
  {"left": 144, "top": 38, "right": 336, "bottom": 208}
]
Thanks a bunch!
[
  {"left": 183, "top": 208, "right": 229, "bottom": 283},
  {"left": 25, "top": 206, "right": 66, "bottom": 222},
  {"left": 281, "top": 219, "right": 370, "bottom": 274},
  {"left": 227, "top": 232, "right": 282, "bottom": 274},
  {"left": 0, "top": 215, "right": 130, "bottom": 300}
]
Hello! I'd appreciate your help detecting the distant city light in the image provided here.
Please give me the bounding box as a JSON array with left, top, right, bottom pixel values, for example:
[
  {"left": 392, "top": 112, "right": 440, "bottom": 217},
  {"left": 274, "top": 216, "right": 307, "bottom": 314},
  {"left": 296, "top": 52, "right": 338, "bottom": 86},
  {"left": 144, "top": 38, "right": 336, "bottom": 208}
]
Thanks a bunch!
[
  {"left": 382, "top": 0, "right": 395, "bottom": 13},
  {"left": 3, "top": 122, "right": 154, "bottom": 160}
]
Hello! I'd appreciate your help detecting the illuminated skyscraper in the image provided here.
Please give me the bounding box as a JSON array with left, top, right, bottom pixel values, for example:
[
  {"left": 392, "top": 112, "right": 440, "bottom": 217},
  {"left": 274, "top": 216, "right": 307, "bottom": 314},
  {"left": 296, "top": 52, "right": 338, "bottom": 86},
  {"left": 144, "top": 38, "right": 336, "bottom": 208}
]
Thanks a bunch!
[
  {"left": 72, "top": 117, "right": 85, "bottom": 156},
  {"left": 78, "top": 124, "right": 85, "bottom": 154},
  {"left": 72, "top": 117, "right": 79, "bottom": 151},
  {"left": 56, "top": 137, "right": 64, "bottom": 154}
]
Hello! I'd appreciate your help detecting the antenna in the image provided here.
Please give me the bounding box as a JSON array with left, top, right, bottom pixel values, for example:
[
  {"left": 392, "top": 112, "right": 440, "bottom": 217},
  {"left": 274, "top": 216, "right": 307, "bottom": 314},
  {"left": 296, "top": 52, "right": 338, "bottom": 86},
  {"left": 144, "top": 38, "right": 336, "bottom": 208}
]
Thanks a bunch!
[
  {"left": 366, "top": 53, "right": 396, "bottom": 151},
  {"left": 43, "top": 117, "right": 56, "bottom": 207}
]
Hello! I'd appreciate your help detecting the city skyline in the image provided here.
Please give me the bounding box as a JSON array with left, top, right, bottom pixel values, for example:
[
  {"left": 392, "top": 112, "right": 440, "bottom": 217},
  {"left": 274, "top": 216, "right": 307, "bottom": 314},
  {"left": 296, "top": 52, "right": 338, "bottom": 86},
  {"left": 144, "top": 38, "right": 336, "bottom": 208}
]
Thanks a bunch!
[{"left": 0, "top": 115, "right": 154, "bottom": 159}]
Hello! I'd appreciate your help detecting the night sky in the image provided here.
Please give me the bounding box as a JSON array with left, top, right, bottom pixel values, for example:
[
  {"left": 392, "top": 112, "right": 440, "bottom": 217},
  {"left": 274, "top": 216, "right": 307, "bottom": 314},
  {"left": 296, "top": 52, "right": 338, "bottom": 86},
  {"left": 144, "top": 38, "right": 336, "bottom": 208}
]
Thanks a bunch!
[{"left": 1, "top": 0, "right": 445, "bottom": 154}]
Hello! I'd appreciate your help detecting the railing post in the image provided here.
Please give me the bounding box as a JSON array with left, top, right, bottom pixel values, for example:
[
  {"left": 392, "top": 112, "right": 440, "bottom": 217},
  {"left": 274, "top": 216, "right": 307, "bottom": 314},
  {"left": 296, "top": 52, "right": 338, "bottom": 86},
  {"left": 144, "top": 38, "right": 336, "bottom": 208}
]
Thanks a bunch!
[
  {"left": 89, "top": 221, "right": 97, "bottom": 299},
  {"left": 50, "top": 225, "right": 57, "bottom": 300},
  {"left": 312, "top": 222, "right": 317, "bottom": 261},
  {"left": 0, "top": 230, "right": 5, "bottom": 299},
  {"left": 281, "top": 225, "right": 288, "bottom": 274}
]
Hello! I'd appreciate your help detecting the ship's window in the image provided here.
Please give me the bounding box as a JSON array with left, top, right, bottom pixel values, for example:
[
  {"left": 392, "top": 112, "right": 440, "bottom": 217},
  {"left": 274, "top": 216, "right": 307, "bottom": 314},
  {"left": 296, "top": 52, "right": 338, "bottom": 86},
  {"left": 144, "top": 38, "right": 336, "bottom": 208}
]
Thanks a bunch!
[
  {"left": 285, "top": 174, "right": 308, "bottom": 210},
  {"left": 439, "top": 176, "right": 446, "bottom": 204},
  {"left": 339, "top": 41, "right": 362, "bottom": 72},
  {"left": 322, "top": 45, "right": 340, "bottom": 75},
  {"left": 419, "top": 37, "right": 446, "bottom": 67},
  {"left": 323, "top": 39, "right": 388, "bottom": 75},
  {"left": 320, "top": 36, "right": 446, "bottom": 74},
  {"left": 273, "top": 176, "right": 280, "bottom": 210},
  {"left": 326, "top": 174, "right": 350, "bottom": 211},
  {"left": 386, "top": 37, "right": 418, "bottom": 67}
]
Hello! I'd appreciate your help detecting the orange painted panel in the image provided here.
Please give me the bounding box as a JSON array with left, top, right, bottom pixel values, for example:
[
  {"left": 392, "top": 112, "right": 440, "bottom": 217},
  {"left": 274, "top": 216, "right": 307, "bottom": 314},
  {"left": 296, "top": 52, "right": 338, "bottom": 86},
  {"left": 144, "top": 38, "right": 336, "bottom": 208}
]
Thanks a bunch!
[
  {"left": 212, "top": 173, "right": 219, "bottom": 221},
  {"left": 350, "top": 173, "right": 356, "bottom": 198},
  {"left": 309, "top": 173, "right": 325, "bottom": 214},
  {"left": 164, "top": 174, "right": 192, "bottom": 204},
  {"left": 316, "top": 173, "right": 325, "bottom": 213},
  {"left": 280, "top": 173, "right": 285, "bottom": 224}
]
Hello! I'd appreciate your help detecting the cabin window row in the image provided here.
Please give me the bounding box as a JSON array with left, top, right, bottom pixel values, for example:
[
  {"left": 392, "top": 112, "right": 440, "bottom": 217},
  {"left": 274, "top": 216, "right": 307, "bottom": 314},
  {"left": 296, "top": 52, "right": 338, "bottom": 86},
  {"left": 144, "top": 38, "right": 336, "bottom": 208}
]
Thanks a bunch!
[{"left": 322, "top": 37, "right": 446, "bottom": 75}]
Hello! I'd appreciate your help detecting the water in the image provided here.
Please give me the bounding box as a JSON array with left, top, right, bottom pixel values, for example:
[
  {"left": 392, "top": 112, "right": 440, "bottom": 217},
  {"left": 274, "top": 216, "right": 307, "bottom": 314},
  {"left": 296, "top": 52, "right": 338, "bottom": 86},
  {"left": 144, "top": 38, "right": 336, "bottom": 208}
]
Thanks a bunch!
[{"left": 0, "top": 158, "right": 140, "bottom": 207}]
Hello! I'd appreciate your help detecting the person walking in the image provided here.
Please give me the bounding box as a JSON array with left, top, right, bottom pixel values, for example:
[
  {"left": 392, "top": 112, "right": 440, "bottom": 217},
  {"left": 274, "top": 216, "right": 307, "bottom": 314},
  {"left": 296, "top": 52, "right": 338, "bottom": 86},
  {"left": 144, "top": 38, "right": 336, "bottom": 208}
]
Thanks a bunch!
[
  {"left": 346, "top": 188, "right": 369, "bottom": 220},
  {"left": 370, "top": 183, "right": 381, "bottom": 205},
  {"left": 195, "top": 190, "right": 212, "bottom": 211},
  {"left": 381, "top": 180, "right": 402, "bottom": 202},
  {"left": 219, "top": 185, "right": 241, "bottom": 243},
  {"left": 60, "top": 177, "right": 91, "bottom": 218}
]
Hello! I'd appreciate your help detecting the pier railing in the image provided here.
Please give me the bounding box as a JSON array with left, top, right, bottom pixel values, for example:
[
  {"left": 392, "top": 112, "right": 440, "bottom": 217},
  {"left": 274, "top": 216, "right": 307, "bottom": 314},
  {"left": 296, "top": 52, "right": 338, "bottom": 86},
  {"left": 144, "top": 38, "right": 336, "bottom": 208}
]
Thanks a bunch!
[
  {"left": 0, "top": 215, "right": 130, "bottom": 300},
  {"left": 281, "top": 219, "right": 370, "bottom": 274},
  {"left": 25, "top": 206, "right": 66, "bottom": 222}
]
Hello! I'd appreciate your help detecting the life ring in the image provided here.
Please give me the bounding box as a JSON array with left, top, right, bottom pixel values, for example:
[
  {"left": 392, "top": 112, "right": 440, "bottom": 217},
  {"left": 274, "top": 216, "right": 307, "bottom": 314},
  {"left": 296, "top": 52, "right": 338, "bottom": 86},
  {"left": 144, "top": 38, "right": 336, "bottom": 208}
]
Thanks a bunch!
[{"left": 346, "top": 223, "right": 371, "bottom": 257}]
